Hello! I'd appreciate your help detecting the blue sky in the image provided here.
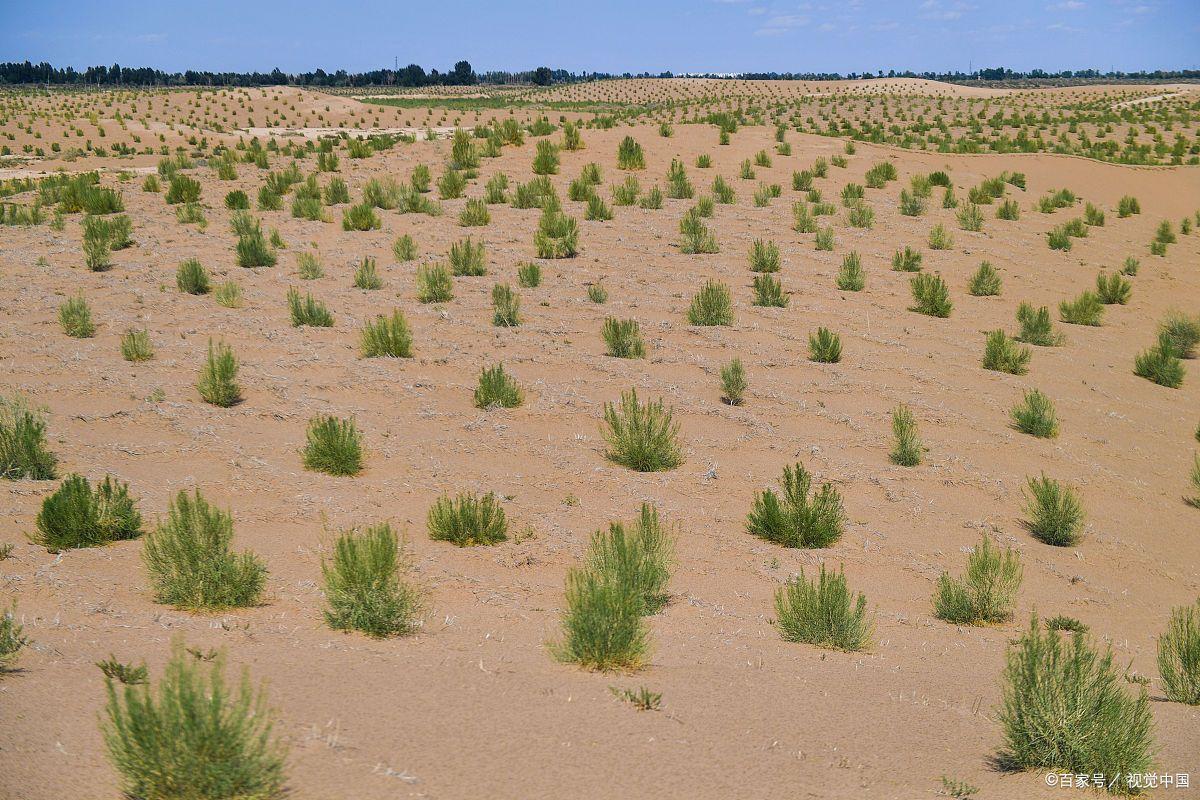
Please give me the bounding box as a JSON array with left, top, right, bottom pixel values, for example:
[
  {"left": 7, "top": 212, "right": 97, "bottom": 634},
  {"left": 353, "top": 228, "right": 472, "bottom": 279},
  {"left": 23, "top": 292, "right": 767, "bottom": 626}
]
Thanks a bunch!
[{"left": 1, "top": 0, "right": 1197, "bottom": 75}]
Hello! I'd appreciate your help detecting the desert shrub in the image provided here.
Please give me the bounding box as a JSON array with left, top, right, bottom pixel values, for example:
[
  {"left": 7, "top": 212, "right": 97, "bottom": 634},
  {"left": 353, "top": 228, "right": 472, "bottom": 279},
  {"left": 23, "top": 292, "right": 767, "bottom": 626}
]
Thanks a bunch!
[
  {"left": 360, "top": 310, "right": 413, "bottom": 358},
  {"left": 31, "top": 474, "right": 141, "bottom": 551},
  {"left": 1117, "top": 195, "right": 1141, "bottom": 218},
  {"left": 257, "top": 186, "right": 282, "bottom": 210},
  {"left": 611, "top": 176, "right": 640, "bottom": 206},
  {"left": 752, "top": 273, "right": 787, "bottom": 308},
  {"left": 638, "top": 185, "right": 663, "bottom": 209},
  {"left": 1094, "top": 272, "right": 1130, "bottom": 306},
  {"left": 888, "top": 404, "right": 922, "bottom": 466},
  {"left": 59, "top": 294, "right": 95, "bottom": 338},
  {"left": 0, "top": 397, "right": 57, "bottom": 480},
  {"left": 176, "top": 258, "right": 210, "bottom": 295},
  {"left": 141, "top": 175, "right": 160, "bottom": 193},
  {"left": 982, "top": 331, "right": 1031, "bottom": 375},
  {"left": 1059, "top": 292, "right": 1104, "bottom": 326},
  {"left": 482, "top": 173, "right": 510, "bottom": 205},
  {"left": 909, "top": 273, "right": 952, "bottom": 317},
  {"left": 696, "top": 154, "right": 712, "bottom": 168},
  {"left": 1016, "top": 303, "right": 1061, "bottom": 346},
  {"left": 1158, "top": 312, "right": 1200, "bottom": 358},
  {"left": 323, "top": 178, "right": 349, "bottom": 205},
  {"left": 534, "top": 199, "right": 579, "bottom": 258},
  {"left": 585, "top": 504, "right": 673, "bottom": 617},
  {"left": 846, "top": 202, "right": 875, "bottom": 229},
  {"left": 416, "top": 263, "right": 454, "bottom": 303},
  {"left": 585, "top": 194, "right": 612, "bottom": 221},
  {"left": 287, "top": 289, "right": 333, "bottom": 327},
  {"left": 1011, "top": 389, "right": 1059, "bottom": 438},
  {"left": 303, "top": 416, "right": 363, "bottom": 476},
  {"left": 458, "top": 198, "right": 490, "bottom": 227},
  {"left": 175, "top": 203, "right": 206, "bottom": 226},
  {"left": 602, "top": 318, "right": 646, "bottom": 359},
  {"left": 898, "top": 189, "right": 925, "bottom": 217},
  {"left": 445, "top": 237, "right": 486, "bottom": 276},
  {"left": 552, "top": 563, "right": 648, "bottom": 671},
  {"left": 120, "top": 330, "right": 154, "bottom": 363},
  {"left": 1158, "top": 599, "right": 1200, "bottom": 704},
  {"left": 224, "top": 190, "right": 250, "bottom": 210},
  {"left": 196, "top": 340, "right": 241, "bottom": 407},
  {"left": 102, "top": 639, "right": 286, "bottom": 799},
  {"left": 392, "top": 235, "right": 417, "bottom": 262},
  {"left": 968, "top": 261, "right": 1002, "bottom": 296},
  {"left": 516, "top": 261, "right": 541, "bottom": 288},
  {"left": 1023, "top": 475, "right": 1084, "bottom": 546},
  {"left": 775, "top": 565, "right": 871, "bottom": 651},
  {"left": 1155, "top": 220, "right": 1176, "bottom": 245},
  {"left": 996, "top": 199, "right": 1020, "bottom": 220},
  {"left": 532, "top": 140, "right": 560, "bottom": 175},
  {"left": 1134, "top": 334, "right": 1185, "bottom": 388},
  {"left": 561, "top": 121, "right": 583, "bottom": 151},
  {"left": 1047, "top": 226, "right": 1072, "bottom": 251},
  {"left": 891, "top": 246, "right": 922, "bottom": 272},
  {"left": 864, "top": 161, "right": 896, "bottom": 188},
  {"left": 957, "top": 203, "right": 984, "bottom": 232},
  {"left": 601, "top": 389, "right": 682, "bottom": 472},
  {"left": 214, "top": 282, "right": 243, "bottom": 309},
  {"left": 341, "top": 202, "right": 381, "bottom": 231},
  {"left": 934, "top": 536, "right": 1021, "bottom": 625},
  {"left": 997, "top": 616, "right": 1152, "bottom": 793},
  {"left": 436, "top": 168, "right": 467, "bottom": 200},
  {"left": 143, "top": 490, "right": 266, "bottom": 610},
  {"left": 720, "top": 359, "right": 747, "bottom": 406},
  {"left": 665, "top": 159, "right": 693, "bottom": 200},
  {"left": 164, "top": 174, "right": 201, "bottom": 205},
  {"left": 1120, "top": 255, "right": 1140, "bottom": 276},
  {"left": 1084, "top": 202, "right": 1106, "bottom": 227},
  {"left": 0, "top": 604, "right": 27, "bottom": 672},
  {"left": 792, "top": 201, "right": 816, "bottom": 233},
  {"left": 323, "top": 523, "right": 422, "bottom": 638},
  {"left": 711, "top": 175, "right": 734, "bottom": 204},
  {"left": 82, "top": 216, "right": 113, "bottom": 271},
  {"left": 836, "top": 252, "right": 865, "bottom": 291},
  {"left": 474, "top": 363, "right": 523, "bottom": 409},
  {"left": 808, "top": 327, "right": 841, "bottom": 363},
  {"left": 928, "top": 223, "right": 953, "bottom": 250},
  {"left": 814, "top": 227, "right": 835, "bottom": 251},
  {"left": 427, "top": 492, "right": 507, "bottom": 546},
  {"left": 747, "top": 462, "right": 844, "bottom": 548},
  {"left": 792, "top": 170, "right": 813, "bottom": 191},
  {"left": 679, "top": 209, "right": 718, "bottom": 254},
  {"left": 352, "top": 257, "right": 382, "bottom": 290},
  {"left": 687, "top": 280, "right": 733, "bottom": 326},
  {"left": 236, "top": 227, "right": 276, "bottom": 268}
]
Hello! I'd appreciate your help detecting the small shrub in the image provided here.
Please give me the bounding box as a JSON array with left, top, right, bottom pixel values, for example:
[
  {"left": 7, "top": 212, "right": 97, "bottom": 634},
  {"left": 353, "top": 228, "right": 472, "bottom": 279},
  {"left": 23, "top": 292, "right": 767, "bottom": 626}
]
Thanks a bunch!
[
  {"left": 1011, "top": 389, "right": 1059, "bottom": 438},
  {"left": 1134, "top": 334, "right": 1185, "bottom": 388},
  {"left": 814, "top": 226, "right": 834, "bottom": 251},
  {"left": 59, "top": 295, "right": 95, "bottom": 338},
  {"left": 236, "top": 228, "right": 276, "bottom": 268},
  {"left": 287, "top": 289, "right": 334, "bottom": 327},
  {"left": 679, "top": 209, "right": 718, "bottom": 254},
  {"left": 602, "top": 318, "right": 645, "bottom": 359},
  {"left": 934, "top": 536, "right": 1022, "bottom": 625},
  {"left": 197, "top": 340, "right": 241, "bottom": 407},
  {"left": 808, "top": 327, "right": 841, "bottom": 363},
  {"left": 0, "top": 605, "right": 27, "bottom": 673},
  {"left": 775, "top": 565, "right": 871, "bottom": 651},
  {"left": 1023, "top": 475, "right": 1084, "bottom": 546},
  {"left": 303, "top": 416, "right": 363, "bottom": 476},
  {"left": 752, "top": 273, "right": 787, "bottom": 308},
  {"left": 600, "top": 389, "right": 683, "bottom": 473},
  {"left": 341, "top": 202, "right": 381, "bottom": 231},
  {"left": 982, "top": 331, "right": 1031, "bottom": 375},
  {"left": 719, "top": 359, "right": 747, "bottom": 406},
  {"left": 1158, "top": 599, "right": 1200, "bottom": 704},
  {"left": 1158, "top": 312, "right": 1200, "bottom": 358},
  {"left": 427, "top": 492, "right": 507, "bottom": 546},
  {"left": 1047, "top": 226, "right": 1072, "bottom": 251},
  {"left": 586, "top": 504, "right": 674, "bottom": 615},
  {"left": 176, "top": 258, "right": 210, "bottom": 295},
  {"left": 224, "top": 190, "right": 249, "bottom": 210},
  {"left": 551, "top": 564, "right": 647, "bottom": 671},
  {"left": 888, "top": 404, "right": 922, "bottom": 466},
  {"left": 360, "top": 311, "right": 413, "bottom": 358},
  {"left": 749, "top": 239, "right": 780, "bottom": 273},
  {"left": 836, "top": 252, "right": 865, "bottom": 291},
  {"left": 164, "top": 174, "right": 201, "bottom": 205},
  {"left": 928, "top": 224, "right": 953, "bottom": 250},
  {"left": 996, "top": 199, "right": 1020, "bottom": 220},
  {"left": 214, "top": 282, "right": 243, "bottom": 309},
  {"left": 909, "top": 273, "right": 952, "bottom": 318},
  {"left": 1016, "top": 303, "right": 1061, "bottom": 346},
  {"left": 997, "top": 616, "right": 1152, "bottom": 792},
  {"left": 687, "top": 280, "right": 733, "bottom": 326},
  {"left": 143, "top": 490, "right": 266, "bottom": 610},
  {"left": 957, "top": 203, "right": 984, "bottom": 232},
  {"left": 416, "top": 263, "right": 454, "bottom": 303},
  {"left": 891, "top": 246, "right": 922, "bottom": 272},
  {"left": 517, "top": 261, "right": 541, "bottom": 288},
  {"left": 458, "top": 198, "right": 490, "bottom": 227},
  {"left": 532, "top": 140, "right": 560, "bottom": 175},
  {"left": 120, "top": 330, "right": 153, "bottom": 362},
  {"left": 747, "top": 462, "right": 844, "bottom": 548},
  {"left": 323, "top": 523, "right": 421, "bottom": 638},
  {"left": 352, "top": 257, "right": 382, "bottom": 290},
  {"left": 1059, "top": 292, "right": 1104, "bottom": 326},
  {"left": 1117, "top": 195, "right": 1141, "bottom": 218},
  {"left": 31, "top": 474, "right": 141, "bottom": 550},
  {"left": 0, "top": 396, "right": 58, "bottom": 480},
  {"left": 474, "top": 364, "right": 523, "bottom": 408},
  {"left": 968, "top": 261, "right": 1002, "bottom": 296}
]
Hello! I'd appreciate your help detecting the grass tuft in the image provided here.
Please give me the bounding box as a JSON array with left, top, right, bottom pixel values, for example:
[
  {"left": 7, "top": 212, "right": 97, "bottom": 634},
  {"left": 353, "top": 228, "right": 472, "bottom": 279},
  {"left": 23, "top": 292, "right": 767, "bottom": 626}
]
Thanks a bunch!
[
  {"left": 933, "top": 536, "right": 1022, "bottom": 625},
  {"left": 427, "top": 492, "right": 508, "bottom": 546},
  {"left": 31, "top": 474, "right": 141, "bottom": 551},
  {"left": 775, "top": 565, "right": 871, "bottom": 651},
  {"left": 302, "top": 416, "right": 363, "bottom": 476},
  {"left": 323, "top": 523, "right": 422, "bottom": 638}
]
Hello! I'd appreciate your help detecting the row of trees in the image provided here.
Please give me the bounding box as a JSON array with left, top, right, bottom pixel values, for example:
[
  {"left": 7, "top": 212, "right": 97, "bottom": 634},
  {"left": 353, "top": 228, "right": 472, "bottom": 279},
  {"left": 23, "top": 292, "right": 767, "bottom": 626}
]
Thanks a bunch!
[{"left": 1, "top": 60, "right": 1196, "bottom": 88}]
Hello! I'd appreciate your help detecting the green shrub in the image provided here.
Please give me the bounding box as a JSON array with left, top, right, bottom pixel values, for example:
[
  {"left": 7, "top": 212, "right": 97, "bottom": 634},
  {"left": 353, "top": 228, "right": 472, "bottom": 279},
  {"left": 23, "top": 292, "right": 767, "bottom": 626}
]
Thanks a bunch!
[
  {"left": 586, "top": 504, "right": 673, "bottom": 615},
  {"left": 909, "top": 273, "right": 952, "bottom": 317},
  {"left": 164, "top": 174, "right": 200, "bottom": 205},
  {"left": 1011, "top": 389, "right": 1059, "bottom": 438},
  {"left": 552, "top": 563, "right": 648, "bottom": 671},
  {"left": 392, "top": 235, "right": 417, "bottom": 262},
  {"left": 934, "top": 536, "right": 1022, "bottom": 625},
  {"left": 957, "top": 203, "right": 984, "bottom": 232},
  {"left": 1059, "top": 292, "right": 1104, "bottom": 326},
  {"left": 532, "top": 140, "right": 560, "bottom": 176},
  {"left": 59, "top": 294, "right": 95, "bottom": 338},
  {"left": 323, "top": 523, "right": 421, "bottom": 638},
  {"left": 747, "top": 462, "right": 844, "bottom": 548},
  {"left": 928, "top": 223, "right": 953, "bottom": 250},
  {"left": 517, "top": 261, "right": 541, "bottom": 288},
  {"left": 31, "top": 474, "right": 141, "bottom": 551},
  {"left": 996, "top": 199, "right": 1020, "bottom": 220},
  {"left": 836, "top": 252, "right": 865, "bottom": 291},
  {"left": 665, "top": 159, "right": 693, "bottom": 199},
  {"left": 752, "top": 273, "right": 787, "bottom": 308},
  {"left": 639, "top": 185, "right": 663, "bottom": 210},
  {"left": 968, "top": 261, "right": 1002, "bottom": 296},
  {"left": 287, "top": 289, "right": 333, "bottom": 327},
  {"left": 534, "top": 199, "right": 579, "bottom": 258},
  {"left": 120, "top": 330, "right": 154, "bottom": 362},
  {"left": 720, "top": 359, "right": 747, "bottom": 406},
  {"left": 601, "top": 389, "right": 683, "bottom": 472},
  {"left": 303, "top": 416, "right": 363, "bottom": 476},
  {"left": 323, "top": 178, "right": 349, "bottom": 204},
  {"left": 196, "top": 340, "right": 241, "bottom": 407},
  {"left": 1047, "top": 226, "right": 1072, "bottom": 251},
  {"left": 585, "top": 194, "right": 612, "bottom": 221},
  {"left": 416, "top": 263, "right": 454, "bottom": 303},
  {"left": 352, "top": 257, "right": 382, "bottom": 290},
  {"left": 459, "top": 198, "right": 490, "bottom": 227},
  {"left": 1134, "top": 335, "right": 1185, "bottom": 388},
  {"left": 808, "top": 327, "right": 841, "bottom": 363},
  {"left": 0, "top": 604, "right": 27, "bottom": 673},
  {"left": 0, "top": 396, "right": 58, "bottom": 480},
  {"left": 687, "top": 279, "right": 733, "bottom": 326},
  {"left": 711, "top": 175, "right": 734, "bottom": 203},
  {"left": 1023, "top": 475, "right": 1084, "bottom": 546},
  {"left": 679, "top": 209, "right": 718, "bottom": 254},
  {"left": 612, "top": 176, "right": 640, "bottom": 206},
  {"left": 490, "top": 283, "right": 520, "bottom": 327},
  {"left": 602, "top": 318, "right": 646, "bottom": 359},
  {"left": 1158, "top": 312, "right": 1200, "bottom": 358},
  {"left": 143, "top": 490, "right": 266, "bottom": 610},
  {"left": 176, "top": 258, "right": 210, "bottom": 295},
  {"left": 982, "top": 331, "right": 1031, "bottom": 375},
  {"left": 617, "top": 136, "right": 645, "bottom": 170},
  {"left": 775, "top": 565, "right": 871, "bottom": 651},
  {"left": 587, "top": 282, "right": 608, "bottom": 304},
  {"left": 236, "top": 227, "right": 276, "bottom": 268},
  {"left": 1016, "top": 303, "right": 1061, "bottom": 346},
  {"left": 224, "top": 190, "right": 250, "bottom": 210},
  {"left": 814, "top": 226, "right": 834, "bottom": 250},
  {"left": 1117, "top": 195, "right": 1141, "bottom": 217},
  {"left": 998, "top": 616, "right": 1153, "bottom": 792},
  {"left": 888, "top": 404, "right": 922, "bottom": 466},
  {"left": 102, "top": 639, "right": 286, "bottom": 800},
  {"left": 427, "top": 492, "right": 507, "bottom": 546},
  {"left": 474, "top": 364, "right": 523, "bottom": 408},
  {"left": 360, "top": 311, "right": 413, "bottom": 358},
  {"left": 214, "top": 282, "right": 243, "bottom": 309},
  {"left": 1158, "top": 599, "right": 1200, "bottom": 704},
  {"left": 341, "top": 202, "right": 381, "bottom": 231},
  {"left": 891, "top": 246, "right": 922, "bottom": 272}
]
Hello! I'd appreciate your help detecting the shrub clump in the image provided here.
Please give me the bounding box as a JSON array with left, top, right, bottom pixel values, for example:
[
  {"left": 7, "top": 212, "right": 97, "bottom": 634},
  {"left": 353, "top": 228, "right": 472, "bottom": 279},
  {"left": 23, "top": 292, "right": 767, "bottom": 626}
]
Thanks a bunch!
[
  {"left": 933, "top": 536, "right": 1022, "bottom": 625},
  {"left": 747, "top": 463, "right": 845, "bottom": 549},
  {"left": 323, "top": 523, "right": 422, "bottom": 638},
  {"left": 1023, "top": 475, "right": 1084, "bottom": 547},
  {"left": 474, "top": 364, "right": 523, "bottom": 409},
  {"left": 0, "top": 396, "right": 57, "bottom": 480},
  {"left": 427, "top": 492, "right": 508, "bottom": 546},
  {"left": 31, "top": 474, "right": 142, "bottom": 551},
  {"left": 600, "top": 390, "right": 683, "bottom": 473},
  {"left": 775, "top": 565, "right": 871, "bottom": 652},
  {"left": 302, "top": 416, "right": 363, "bottom": 476},
  {"left": 1158, "top": 599, "right": 1200, "bottom": 705}
]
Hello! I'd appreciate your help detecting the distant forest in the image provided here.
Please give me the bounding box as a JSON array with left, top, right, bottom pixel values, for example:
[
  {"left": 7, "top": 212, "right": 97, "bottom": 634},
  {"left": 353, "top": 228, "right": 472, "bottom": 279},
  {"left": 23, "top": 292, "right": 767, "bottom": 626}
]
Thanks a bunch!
[{"left": 1, "top": 60, "right": 1197, "bottom": 88}]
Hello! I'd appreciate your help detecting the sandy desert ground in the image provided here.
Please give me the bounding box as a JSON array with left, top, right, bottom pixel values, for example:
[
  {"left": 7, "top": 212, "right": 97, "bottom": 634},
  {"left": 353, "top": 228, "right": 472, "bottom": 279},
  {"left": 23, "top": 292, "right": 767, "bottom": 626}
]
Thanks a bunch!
[{"left": 1, "top": 81, "right": 1199, "bottom": 799}]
